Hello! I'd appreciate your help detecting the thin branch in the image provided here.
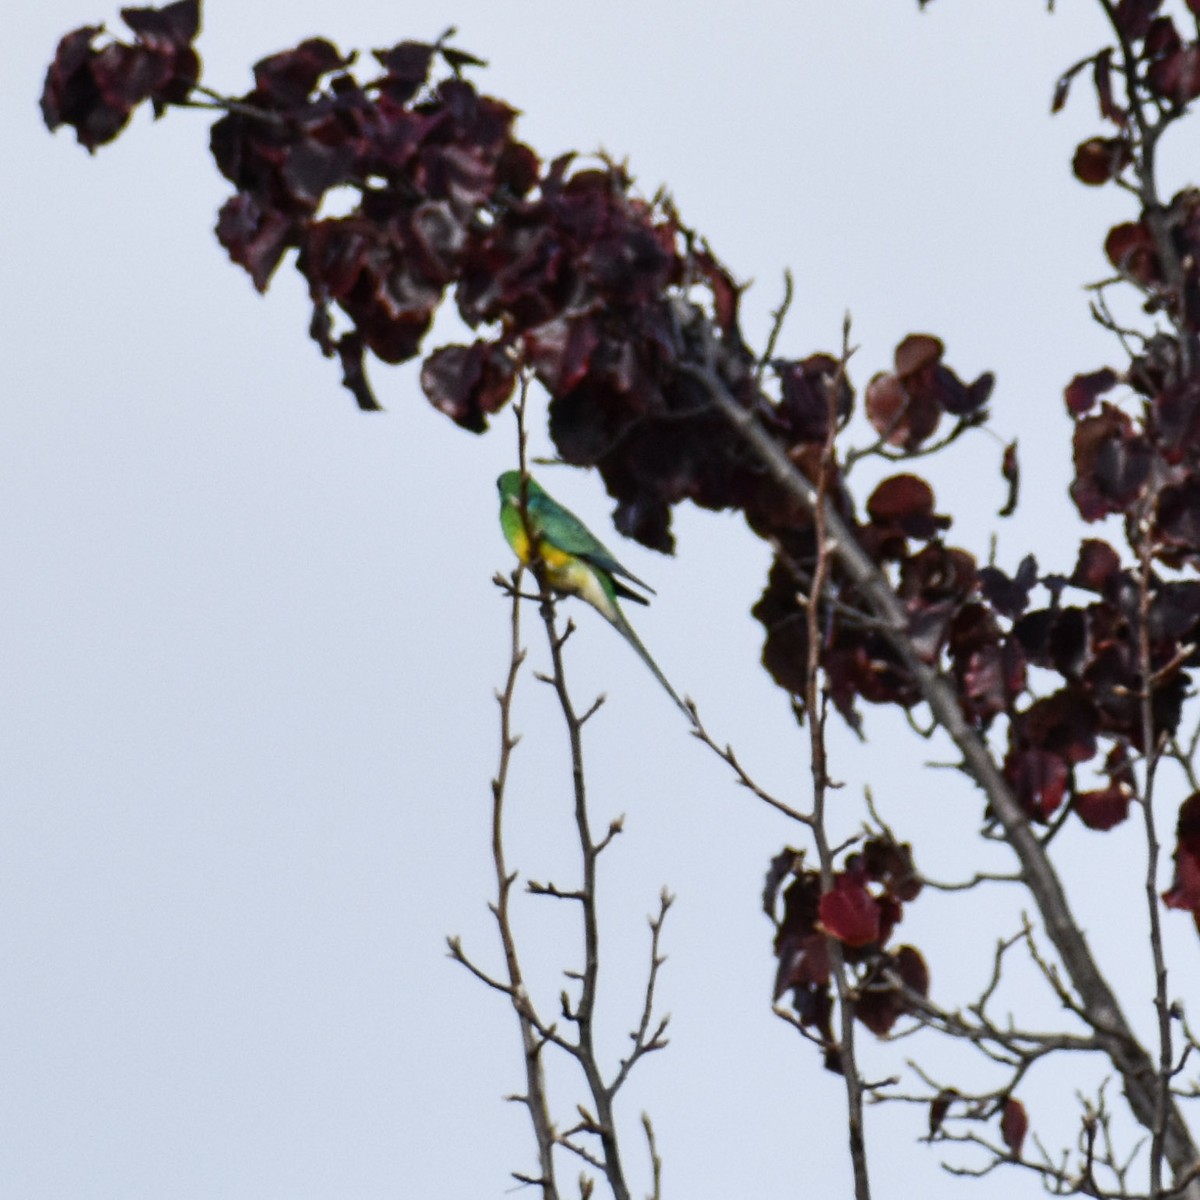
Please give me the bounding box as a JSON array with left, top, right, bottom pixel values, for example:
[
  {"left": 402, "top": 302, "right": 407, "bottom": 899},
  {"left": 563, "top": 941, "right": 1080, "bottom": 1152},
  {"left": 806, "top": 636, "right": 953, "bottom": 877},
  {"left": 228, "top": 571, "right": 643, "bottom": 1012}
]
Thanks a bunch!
[
  {"left": 683, "top": 331, "right": 1200, "bottom": 1185},
  {"left": 919, "top": 870, "right": 1025, "bottom": 892},
  {"left": 1137, "top": 538, "right": 1175, "bottom": 1198},
  {"left": 449, "top": 550, "right": 560, "bottom": 1197},
  {"left": 610, "top": 891, "right": 674, "bottom": 1097},
  {"left": 805, "top": 315, "right": 872, "bottom": 1200},
  {"left": 641, "top": 1114, "right": 663, "bottom": 1200},
  {"left": 688, "top": 707, "right": 814, "bottom": 826},
  {"left": 176, "top": 82, "right": 290, "bottom": 125},
  {"left": 844, "top": 411, "right": 987, "bottom": 475},
  {"left": 536, "top": 582, "right": 633, "bottom": 1200},
  {"left": 755, "top": 268, "right": 795, "bottom": 386}
]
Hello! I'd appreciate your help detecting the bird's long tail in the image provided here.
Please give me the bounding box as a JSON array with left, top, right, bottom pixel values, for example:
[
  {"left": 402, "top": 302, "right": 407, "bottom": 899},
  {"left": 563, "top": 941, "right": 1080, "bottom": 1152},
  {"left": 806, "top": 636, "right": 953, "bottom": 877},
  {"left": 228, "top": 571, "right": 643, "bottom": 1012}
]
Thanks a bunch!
[{"left": 610, "top": 609, "right": 690, "bottom": 717}]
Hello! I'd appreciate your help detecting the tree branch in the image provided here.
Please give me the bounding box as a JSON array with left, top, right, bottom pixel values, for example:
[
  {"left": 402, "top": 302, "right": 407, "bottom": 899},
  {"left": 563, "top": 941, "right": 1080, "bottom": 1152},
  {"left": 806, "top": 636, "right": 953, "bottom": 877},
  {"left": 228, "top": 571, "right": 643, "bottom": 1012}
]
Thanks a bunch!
[
  {"left": 804, "top": 316, "right": 872, "bottom": 1200},
  {"left": 681, "top": 335, "right": 1200, "bottom": 1190}
]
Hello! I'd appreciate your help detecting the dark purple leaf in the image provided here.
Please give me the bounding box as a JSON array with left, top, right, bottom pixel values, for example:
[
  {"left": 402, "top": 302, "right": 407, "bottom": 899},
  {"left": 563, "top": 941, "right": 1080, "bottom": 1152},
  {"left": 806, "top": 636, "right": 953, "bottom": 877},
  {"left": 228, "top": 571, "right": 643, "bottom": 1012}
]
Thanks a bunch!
[
  {"left": 1064, "top": 368, "right": 1118, "bottom": 416},
  {"left": 1093, "top": 49, "right": 1125, "bottom": 124},
  {"left": 930, "top": 1090, "right": 957, "bottom": 1137},
  {"left": 999, "top": 440, "right": 1019, "bottom": 516},
  {"left": 335, "top": 330, "right": 381, "bottom": 412},
  {"left": 253, "top": 38, "right": 346, "bottom": 106},
  {"left": 819, "top": 872, "right": 882, "bottom": 948},
  {"left": 862, "top": 836, "right": 922, "bottom": 902},
  {"left": 120, "top": 0, "right": 200, "bottom": 48},
  {"left": 1005, "top": 746, "right": 1070, "bottom": 820},
  {"left": 1114, "top": 0, "right": 1164, "bottom": 40},
  {"left": 419, "top": 340, "right": 516, "bottom": 432},
  {"left": 1148, "top": 45, "right": 1200, "bottom": 104},
  {"left": 763, "top": 848, "right": 803, "bottom": 918},
  {"left": 1106, "top": 222, "right": 1160, "bottom": 286},
  {"left": 1071, "top": 539, "right": 1122, "bottom": 593},
  {"left": 281, "top": 139, "right": 357, "bottom": 209},
  {"left": 1075, "top": 783, "right": 1132, "bottom": 830},
  {"left": 1001, "top": 1097, "right": 1028, "bottom": 1157},
  {"left": 979, "top": 554, "right": 1038, "bottom": 619},
  {"left": 774, "top": 354, "right": 852, "bottom": 445},
  {"left": 1070, "top": 404, "right": 1153, "bottom": 521},
  {"left": 215, "top": 192, "right": 295, "bottom": 291},
  {"left": 867, "top": 475, "right": 951, "bottom": 540},
  {"left": 1165, "top": 795, "right": 1200, "bottom": 935},
  {"left": 1073, "top": 137, "right": 1130, "bottom": 186},
  {"left": 865, "top": 371, "right": 938, "bottom": 449},
  {"left": 373, "top": 40, "right": 435, "bottom": 101}
]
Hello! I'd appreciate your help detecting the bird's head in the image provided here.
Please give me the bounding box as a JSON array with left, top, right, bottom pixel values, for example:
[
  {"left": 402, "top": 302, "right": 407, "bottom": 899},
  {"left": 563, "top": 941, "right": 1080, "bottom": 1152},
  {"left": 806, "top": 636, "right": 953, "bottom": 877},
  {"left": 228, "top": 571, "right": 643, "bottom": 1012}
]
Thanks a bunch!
[{"left": 497, "top": 470, "right": 541, "bottom": 508}]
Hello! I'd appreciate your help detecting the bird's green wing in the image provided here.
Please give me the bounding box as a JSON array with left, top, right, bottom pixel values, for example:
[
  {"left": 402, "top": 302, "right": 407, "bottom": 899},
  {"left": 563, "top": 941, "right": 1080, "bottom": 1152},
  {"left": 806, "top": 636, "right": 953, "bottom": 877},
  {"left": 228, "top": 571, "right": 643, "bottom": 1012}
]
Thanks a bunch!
[{"left": 525, "top": 488, "right": 656, "bottom": 596}]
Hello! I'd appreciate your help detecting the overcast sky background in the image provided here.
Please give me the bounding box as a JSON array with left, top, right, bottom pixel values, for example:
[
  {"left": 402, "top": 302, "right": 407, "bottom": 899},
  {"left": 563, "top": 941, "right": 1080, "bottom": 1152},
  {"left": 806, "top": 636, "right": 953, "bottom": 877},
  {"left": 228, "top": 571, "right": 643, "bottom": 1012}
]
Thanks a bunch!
[{"left": 7, "top": 1, "right": 1200, "bottom": 1197}]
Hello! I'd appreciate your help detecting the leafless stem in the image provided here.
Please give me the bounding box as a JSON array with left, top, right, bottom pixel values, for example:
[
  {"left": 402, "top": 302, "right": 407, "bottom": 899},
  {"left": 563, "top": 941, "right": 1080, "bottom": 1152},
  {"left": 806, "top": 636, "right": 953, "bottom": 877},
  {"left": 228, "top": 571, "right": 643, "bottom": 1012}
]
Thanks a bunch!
[
  {"left": 1138, "top": 538, "right": 1175, "bottom": 1197},
  {"left": 610, "top": 891, "right": 673, "bottom": 1097},
  {"left": 641, "top": 1113, "right": 663, "bottom": 1200},
  {"left": 1089, "top": 283, "right": 1147, "bottom": 359},
  {"left": 805, "top": 315, "right": 871, "bottom": 1200},
  {"left": 919, "top": 871, "right": 1025, "bottom": 892},
  {"left": 449, "top": 562, "right": 560, "bottom": 1197},
  {"left": 177, "top": 82, "right": 290, "bottom": 126},
  {"left": 844, "top": 411, "right": 986, "bottom": 474},
  {"left": 756, "top": 268, "right": 795, "bottom": 385},
  {"left": 688, "top": 708, "right": 814, "bottom": 826},
  {"left": 536, "top": 582, "right": 632, "bottom": 1200}
]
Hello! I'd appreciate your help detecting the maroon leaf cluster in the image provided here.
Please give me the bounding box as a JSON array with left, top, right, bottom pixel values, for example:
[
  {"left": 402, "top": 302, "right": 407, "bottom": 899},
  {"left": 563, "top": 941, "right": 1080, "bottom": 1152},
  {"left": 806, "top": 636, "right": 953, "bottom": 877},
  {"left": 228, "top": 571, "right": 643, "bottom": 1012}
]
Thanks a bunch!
[
  {"left": 41, "top": 0, "right": 200, "bottom": 151},
  {"left": 1059, "top": 4, "right": 1200, "bottom": 188},
  {"left": 765, "top": 837, "right": 929, "bottom": 1066},
  {"left": 865, "top": 334, "right": 993, "bottom": 451},
  {"left": 207, "top": 34, "right": 541, "bottom": 416},
  {"left": 1103, "top": 191, "right": 1200, "bottom": 334},
  {"left": 1043, "top": 0, "right": 1200, "bottom": 958},
  {"left": 753, "top": 343, "right": 1013, "bottom": 729},
  {"left": 752, "top": 326, "right": 1200, "bottom": 839},
  {"left": 1042, "top": 37, "right": 1200, "bottom": 856}
]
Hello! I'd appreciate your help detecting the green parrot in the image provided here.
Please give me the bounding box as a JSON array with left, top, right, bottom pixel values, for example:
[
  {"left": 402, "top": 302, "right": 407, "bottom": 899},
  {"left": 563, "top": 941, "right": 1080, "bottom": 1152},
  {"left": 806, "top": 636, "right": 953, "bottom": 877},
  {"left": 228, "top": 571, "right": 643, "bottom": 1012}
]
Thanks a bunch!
[{"left": 497, "top": 470, "right": 688, "bottom": 715}]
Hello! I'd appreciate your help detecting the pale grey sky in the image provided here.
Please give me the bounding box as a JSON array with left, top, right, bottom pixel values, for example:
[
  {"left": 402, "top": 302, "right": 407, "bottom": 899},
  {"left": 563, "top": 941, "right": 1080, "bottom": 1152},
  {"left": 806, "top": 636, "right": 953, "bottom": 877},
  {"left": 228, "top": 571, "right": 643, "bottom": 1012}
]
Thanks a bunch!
[{"left": 6, "top": 2, "right": 1195, "bottom": 1197}]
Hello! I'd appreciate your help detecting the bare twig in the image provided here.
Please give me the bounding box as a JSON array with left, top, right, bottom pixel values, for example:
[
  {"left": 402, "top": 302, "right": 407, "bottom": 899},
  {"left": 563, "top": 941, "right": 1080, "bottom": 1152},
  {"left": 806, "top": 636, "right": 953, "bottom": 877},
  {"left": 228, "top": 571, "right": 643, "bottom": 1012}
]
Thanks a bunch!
[
  {"left": 918, "top": 871, "right": 1025, "bottom": 892},
  {"left": 610, "top": 891, "right": 674, "bottom": 1097},
  {"left": 756, "top": 269, "right": 795, "bottom": 385},
  {"left": 688, "top": 707, "right": 814, "bottom": 826},
  {"left": 177, "top": 82, "right": 290, "bottom": 125},
  {"left": 534, "top": 575, "right": 633, "bottom": 1200},
  {"left": 641, "top": 1113, "right": 663, "bottom": 1200},
  {"left": 805, "top": 315, "right": 871, "bottom": 1200},
  {"left": 844, "top": 411, "right": 987, "bottom": 474},
  {"left": 1137, "top": 539, "right": 1175, "bottom": 1197},
  {"left": 448, "top": 557, "right": 560, "bottom": 1197}
]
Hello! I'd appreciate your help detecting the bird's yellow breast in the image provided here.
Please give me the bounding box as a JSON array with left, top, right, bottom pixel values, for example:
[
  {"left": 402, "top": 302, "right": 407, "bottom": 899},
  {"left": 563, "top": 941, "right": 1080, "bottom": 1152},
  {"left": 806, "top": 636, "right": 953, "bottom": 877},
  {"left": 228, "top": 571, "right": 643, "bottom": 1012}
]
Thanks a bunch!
[
  {"left": 505, "top": 513, "right": 615, "bottom": 618},
  {"left": 511, "top": 524, "right": 572, "bottom": 571},
  {"left": 539, "top": 543, "right": 574, "bottom": 570},
  {"left": 508, "top": 523, "right": 533, "bottom": 564}
]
